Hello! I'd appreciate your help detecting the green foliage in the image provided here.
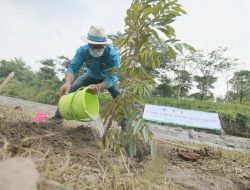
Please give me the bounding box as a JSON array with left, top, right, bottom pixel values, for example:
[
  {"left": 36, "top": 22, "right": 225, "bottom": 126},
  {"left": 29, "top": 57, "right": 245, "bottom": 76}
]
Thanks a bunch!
[
  {"left": 145, "top": 96, "right": 250, "bottom": 115},
  {"left": 37, "top": 59, "right": 58, "bottom": 80},
  {"left": 118, "top": 0, "right": 186, "bottom": 81},
  {"left": 0, "top": 58, "right": 35, "bottom": 83},
  {"left": 153, "top": 46, "right": 195, "bottom": 99},
  {"left": 0, "top": 58, "right": 63, "bottom": 104},
  {"left": 102, "top": 0, "right": 187, "bottom": 159},
  {"left": 228, "top": 70, "right": 250, "bottom": 104},
  {"left": 154, "top": 76, "right": 174, "bottom": 97},
  {"left": 173, "top": 69, "right": 192, "bottom": 98},
  {"left": 193, "top": 75, "right": 217, "bottom": 100},
  {"left": 106, "top": 112, "right": 156, "bottom": 159},
  {"left": 188, "top": 47, "right": 239, "bottom": 100}
]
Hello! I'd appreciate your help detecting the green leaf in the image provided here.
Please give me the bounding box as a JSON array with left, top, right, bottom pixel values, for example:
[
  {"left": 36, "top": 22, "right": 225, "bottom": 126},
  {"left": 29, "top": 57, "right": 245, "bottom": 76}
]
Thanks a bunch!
[
  {"left": 143, "top": 51, "right": 149, "bottom": 65},
  {"left": 133, "top": 141, "right": 137, "bottom": 155},
  {"left": 144, "top": 85, "right": 152, "bottom": 97},
  {"left": 172, "top": 6, "right": 187, "bottom": 14},
  {"left": 167, "top": 10, "right": 181, "bottom": 16},
  {"left": 128, "top": 140, "right": 136, "bottom": 157},
  {"left": 150, "top": 29, "right": 160, "bottom": 41},
  {"left": 138, "top": 83, "right": 143, "bottom": 96},
  {"left": 157, "top": 27, "right": 172, "bottom": 38},
  {"left": 165, "top": 38, "right": 180, "bottom": 44},
  {"left": 126, "top": 110, "right": 138, "bottom": 131},
  {"left": 133, "top": 84, "right": 139, "bottom": 94},
  {"left": 141, "top": 6, "right": 152, "bottom": 19},
  {"left": 174, "top": 43, "right": 183, "bottom": 54},
  {"left": 143, "top": 126, "right": 149, "bottom": 143},
  {"left": 167, "top": 46, "right": 177, "bottom": 61},
  {"left": 151, "top": 55, "right": 156, "bottom": 68},
  {"left": 128, "top": 140, "right": 133, "bottom": 157},
  {"left": 150, "top": 140, "right": 157, "bottom": 159},
  {"left": 119, "top": 131, "right": 125, "bottom": 146},
  {"left": 133, "top": 119, "right": 144, "bottom": 135},
  {"left": 166, "top": 25, "right": 176, "bottom": 37},
  {"left": 183, "top": 43, "right": 196, "bottom": 52},
  {"left": 154, "top": 19, "right": 174, "bottom": 26},
  {"left": 155, "top": 55, "right": 160, "bottom": 67}
]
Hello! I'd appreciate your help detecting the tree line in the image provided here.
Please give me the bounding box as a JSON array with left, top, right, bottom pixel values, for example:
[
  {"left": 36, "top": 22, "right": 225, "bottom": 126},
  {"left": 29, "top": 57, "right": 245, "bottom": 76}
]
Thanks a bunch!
[
  {"left": 152, "top": 46, "right": 250, "bottom": 104},
  {"left": 0, "top": 46, "right": 249, "bottom": 105}
]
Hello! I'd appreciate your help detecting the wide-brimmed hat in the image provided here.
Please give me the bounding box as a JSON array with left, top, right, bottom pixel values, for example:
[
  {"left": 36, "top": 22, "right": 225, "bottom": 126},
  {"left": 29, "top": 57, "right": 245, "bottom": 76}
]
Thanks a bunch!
[{"left": 81, "top": 25, "right": 112, "bottom": 45}]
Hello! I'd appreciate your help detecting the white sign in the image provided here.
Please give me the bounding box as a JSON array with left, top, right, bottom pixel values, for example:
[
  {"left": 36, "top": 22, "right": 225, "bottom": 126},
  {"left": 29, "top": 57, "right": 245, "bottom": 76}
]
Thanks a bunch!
[{"left": 143, "top": 104, "right": 221, "bottom": 130}]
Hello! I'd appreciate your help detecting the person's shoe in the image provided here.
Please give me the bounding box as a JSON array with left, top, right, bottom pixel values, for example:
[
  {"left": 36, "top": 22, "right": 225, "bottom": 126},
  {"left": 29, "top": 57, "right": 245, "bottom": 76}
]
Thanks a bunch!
[{"left": 41, "top": 116, "right": 64, "bottom": 125}]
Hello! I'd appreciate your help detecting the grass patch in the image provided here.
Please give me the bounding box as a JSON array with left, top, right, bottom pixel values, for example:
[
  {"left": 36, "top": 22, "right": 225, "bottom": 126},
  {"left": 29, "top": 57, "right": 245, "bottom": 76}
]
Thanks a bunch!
[{"left": 99, "top": 93, "right": 250, "bottom": 137}]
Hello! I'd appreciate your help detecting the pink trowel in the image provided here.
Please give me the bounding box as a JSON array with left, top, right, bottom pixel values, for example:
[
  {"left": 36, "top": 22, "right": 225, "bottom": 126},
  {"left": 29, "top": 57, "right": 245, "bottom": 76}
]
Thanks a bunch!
[{"left": 33, "top": 112, "right": 49, "bottom": 124}]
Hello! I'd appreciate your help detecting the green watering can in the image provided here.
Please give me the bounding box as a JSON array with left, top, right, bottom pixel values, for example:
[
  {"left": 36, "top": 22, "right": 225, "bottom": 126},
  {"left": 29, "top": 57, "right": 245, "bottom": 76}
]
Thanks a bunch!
[{"left": 58, "top": 87, "right": 99, "bottom": 121}]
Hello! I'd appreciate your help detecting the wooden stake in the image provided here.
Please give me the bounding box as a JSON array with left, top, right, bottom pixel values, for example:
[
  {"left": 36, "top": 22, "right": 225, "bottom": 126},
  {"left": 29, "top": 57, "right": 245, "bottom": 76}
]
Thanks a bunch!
[{"left": 0, "top": 72, "right": 15, "bottom": 94}]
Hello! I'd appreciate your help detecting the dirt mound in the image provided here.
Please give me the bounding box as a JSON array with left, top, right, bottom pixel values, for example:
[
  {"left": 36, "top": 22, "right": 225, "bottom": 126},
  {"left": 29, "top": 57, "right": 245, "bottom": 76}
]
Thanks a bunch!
[
  {"left": 178, "top": 147, "right": 222, "bottom": 161},
  {"left": 157, "top": 143, "right": 250, "bottom": 190},
  {"left": 0, "top": 120, "right": 97, "bottom": 156},
  {"left": 0, "top": 104, "right": 250, "bottom": 190}
]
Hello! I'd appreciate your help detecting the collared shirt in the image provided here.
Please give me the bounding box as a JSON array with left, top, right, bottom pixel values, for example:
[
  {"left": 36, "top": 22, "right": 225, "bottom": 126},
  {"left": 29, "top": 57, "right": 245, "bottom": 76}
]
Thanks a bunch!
[{"left": 66, "top": 44, "right": 120, "bottom": 88}]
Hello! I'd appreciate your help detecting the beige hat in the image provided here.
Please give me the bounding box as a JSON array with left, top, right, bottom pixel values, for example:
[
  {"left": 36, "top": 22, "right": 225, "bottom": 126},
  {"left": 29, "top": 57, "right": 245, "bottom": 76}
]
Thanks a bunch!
[{"left": 81, "top": 25, "right": 112, "bottom": 45}]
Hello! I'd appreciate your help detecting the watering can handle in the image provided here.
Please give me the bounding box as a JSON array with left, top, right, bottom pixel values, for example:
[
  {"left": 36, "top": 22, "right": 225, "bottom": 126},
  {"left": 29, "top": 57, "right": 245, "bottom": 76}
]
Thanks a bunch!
[{"left": 70, "top": 86, "right": 96, "bottom": 122}]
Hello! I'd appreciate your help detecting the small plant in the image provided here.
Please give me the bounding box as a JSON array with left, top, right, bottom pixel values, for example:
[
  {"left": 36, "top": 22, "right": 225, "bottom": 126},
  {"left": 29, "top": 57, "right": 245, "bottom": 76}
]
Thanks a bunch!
[
  {"left": 101, "top": 0, "right": 187, "bottom": 159},
  {"left": 106, "top": 110, "right": 157, "bottom": 159}
]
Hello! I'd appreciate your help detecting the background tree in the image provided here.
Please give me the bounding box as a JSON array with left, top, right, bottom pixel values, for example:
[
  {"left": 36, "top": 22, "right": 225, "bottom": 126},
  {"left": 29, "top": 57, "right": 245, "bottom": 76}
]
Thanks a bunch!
[
  {"left": 173, "top": 69, "right": 192, "bottom": 98},
  {"left": 0, "top": 58, "right": 37, "bottom": 98},
  {"left": 228, "top": 70, "right": 250, "bottom": 104},
  {"left": 0, "top": 58, "right": 35, "bottom": 83},
  {"left": 57, "top": 56, "right": 71, "bottom": 78},
  {"left": 193, "top": 75, "right": 216, "bottom": 100},
  {"left": 37, "top": 59, "right": 58, "bottom": 80},
  {"left": 36, "top": 59, "right": 62, "bottom": 104},
  {"left": 187, "top": 47, "right": 238, "bottom": 100},
  {"left": 149, "top": 37, "right": 195, "bottom": 99},
  {"left": 154, "top": 75, "right": 174, "bottom": 97},
  {"left": 0, "top": 58, "right": 64, "bottom": 104},
  {"left": 168, "top": 54, "right": 193, "bottom": 99}
]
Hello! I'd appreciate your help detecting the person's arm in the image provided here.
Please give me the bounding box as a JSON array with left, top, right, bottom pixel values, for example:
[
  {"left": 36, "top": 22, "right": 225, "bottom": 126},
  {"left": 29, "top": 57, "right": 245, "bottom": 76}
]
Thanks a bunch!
[
  {"left": 66, "top": 47, "right": 86, "bottom": 77},
  {"left": 88, "top": 81, "right": 107, "bottom": 94},
  {"left": 57, "top": 47, "right": 86, "bottom": 97},
  {"left": 97, "top": 82, "right": 107, "bottom": 90},
  {"left": 65, "top": 72, "right": 75, "bottom": 85},
  {"left": 56, "top": 73, "right": 75, "bottom": 97}
]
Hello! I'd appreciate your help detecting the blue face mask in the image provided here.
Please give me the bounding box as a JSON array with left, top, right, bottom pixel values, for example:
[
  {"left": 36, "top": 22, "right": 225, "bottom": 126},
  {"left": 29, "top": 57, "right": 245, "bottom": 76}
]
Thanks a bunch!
[{"left": 89, "top": 47, "right": 105, "bottom": 58}]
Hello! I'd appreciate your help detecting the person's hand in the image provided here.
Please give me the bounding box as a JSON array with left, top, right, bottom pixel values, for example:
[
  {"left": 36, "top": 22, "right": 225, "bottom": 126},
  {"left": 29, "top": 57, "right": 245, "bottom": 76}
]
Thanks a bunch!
[
  {"left": 56, "top": 82, "right": 71, "bottom": 97},
  {"left": 88, "top": 84, "right": 99, "bottom": 94}
]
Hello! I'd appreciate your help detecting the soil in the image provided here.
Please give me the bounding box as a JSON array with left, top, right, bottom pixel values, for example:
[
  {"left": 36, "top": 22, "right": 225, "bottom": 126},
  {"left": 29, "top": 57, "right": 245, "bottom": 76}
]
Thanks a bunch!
[{"left": 0, "top": 96, "right": 250, "bottom": 190}]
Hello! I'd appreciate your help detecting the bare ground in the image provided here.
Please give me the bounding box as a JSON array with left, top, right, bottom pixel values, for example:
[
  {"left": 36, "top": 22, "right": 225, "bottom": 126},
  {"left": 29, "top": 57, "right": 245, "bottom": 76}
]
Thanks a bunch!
[{"left": 0, "top": 96, "right": 250, "bottom": 190}]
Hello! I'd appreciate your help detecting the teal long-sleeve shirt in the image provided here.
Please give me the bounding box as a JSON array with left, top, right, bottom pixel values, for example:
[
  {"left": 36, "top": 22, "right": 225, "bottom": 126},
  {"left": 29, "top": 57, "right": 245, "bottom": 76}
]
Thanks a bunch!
[{"left": 66, "top": 44, "right": 120, "bottom": 88}]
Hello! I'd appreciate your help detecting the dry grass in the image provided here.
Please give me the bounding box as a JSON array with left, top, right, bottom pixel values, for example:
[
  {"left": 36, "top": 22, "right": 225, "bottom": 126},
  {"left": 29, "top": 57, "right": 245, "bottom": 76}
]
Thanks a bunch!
[
  {"left": 1, "top": 104, "right": 250, "bottom": 190},
  {"left": 0, "top": 105, "right": 159, "bottom": 189}
]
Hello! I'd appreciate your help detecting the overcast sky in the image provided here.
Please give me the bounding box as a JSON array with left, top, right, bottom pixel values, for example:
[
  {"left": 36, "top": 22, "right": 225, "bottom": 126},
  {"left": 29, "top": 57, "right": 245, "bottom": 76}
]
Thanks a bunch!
[{"left": 0, "top": 0, "right": 249, "bottom": 97}]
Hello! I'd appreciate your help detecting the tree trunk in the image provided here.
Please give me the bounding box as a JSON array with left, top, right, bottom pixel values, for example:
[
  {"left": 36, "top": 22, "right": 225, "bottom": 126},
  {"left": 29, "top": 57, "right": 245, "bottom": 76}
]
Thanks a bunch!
[{"left": 239, "top": 92, "right": 243, "bottom": 104}]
